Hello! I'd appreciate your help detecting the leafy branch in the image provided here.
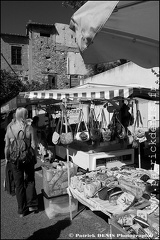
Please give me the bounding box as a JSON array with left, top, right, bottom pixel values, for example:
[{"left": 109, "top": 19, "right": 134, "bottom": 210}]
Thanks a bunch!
[{"left": 62, "top": 1, "right": 87, "bottom": 11}]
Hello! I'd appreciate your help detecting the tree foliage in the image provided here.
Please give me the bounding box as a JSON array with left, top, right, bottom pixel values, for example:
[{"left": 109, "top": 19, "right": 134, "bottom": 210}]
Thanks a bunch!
[
  {"left": 93, "top": 62, "right": 123, "bottom": 75},
  {"left": 83, "top": 60, "right": 128, "bottom": 78},
  {"left": 0, "top": 70, "right": 52, "bottom": 106},
  {"left": 0, "top": 70, "right": 25, "bottom": 105},
  {"left": 24, "top": 80, "right": 51, "bottom": 92},
  {"left": 62, "top": 1, "right": 87, "bottom": 11},
  {"left": 151, "top": 68, "right": 159, "bottom": 85}
]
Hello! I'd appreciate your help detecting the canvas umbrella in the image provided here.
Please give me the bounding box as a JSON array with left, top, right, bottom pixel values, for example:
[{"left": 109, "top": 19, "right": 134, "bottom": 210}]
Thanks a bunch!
[{"left": 69, "top": 1, "right": 159, "bottom": 69}]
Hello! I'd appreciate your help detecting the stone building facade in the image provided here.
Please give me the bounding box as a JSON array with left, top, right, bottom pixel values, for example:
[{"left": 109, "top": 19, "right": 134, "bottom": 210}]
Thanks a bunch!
[
  {"left": 1, "top": 22, "right": 90, "bottom": 89},
  {"left": 1, "top": 33, "right": 29, "bottom": 82}
]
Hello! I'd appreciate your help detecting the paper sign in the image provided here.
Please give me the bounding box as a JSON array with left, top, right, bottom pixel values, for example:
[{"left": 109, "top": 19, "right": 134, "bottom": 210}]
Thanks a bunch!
[{"left": 154, "top": 163, "right": 159, "bottom": 175}]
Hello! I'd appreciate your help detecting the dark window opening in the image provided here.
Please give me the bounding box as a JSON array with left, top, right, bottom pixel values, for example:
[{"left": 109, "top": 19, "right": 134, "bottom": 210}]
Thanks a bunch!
[
  {"left": 11, "top": 46, "right": 22, "bottom": 65},
  {"left": 48, "top": 75, "right": 57, "bottom": 89},
  {"left": 24, "top": 76, "right": 28, "bottom": 81},
  {"left": 40, "top": 32, "right": 50, "bottom": 37}
]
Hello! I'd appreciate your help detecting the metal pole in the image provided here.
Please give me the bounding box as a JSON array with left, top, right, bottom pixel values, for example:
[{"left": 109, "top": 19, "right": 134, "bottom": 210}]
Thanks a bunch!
[
  {"left": 63, "top": 100, "right": 72, "bottom": 221},
  {"left": 136, "top": 99, "right": 141, "bottom": 168},
  {"left": 138, "top": 142, "right": 141, "bottom": 168}
]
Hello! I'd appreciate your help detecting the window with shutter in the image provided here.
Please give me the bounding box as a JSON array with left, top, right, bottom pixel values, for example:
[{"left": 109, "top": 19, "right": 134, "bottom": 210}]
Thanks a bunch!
[{"left": 11, "top": 46, "right": 22, "bottom": 65}]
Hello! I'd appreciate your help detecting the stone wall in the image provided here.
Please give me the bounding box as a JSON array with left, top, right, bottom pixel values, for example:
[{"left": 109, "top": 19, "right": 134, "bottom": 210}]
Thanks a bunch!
[
  {"left": 1, "top": 23, "right": 91, "bottom": 89},
  {"left": 28, "top": 23, "right": 81, "bottom": 88}
]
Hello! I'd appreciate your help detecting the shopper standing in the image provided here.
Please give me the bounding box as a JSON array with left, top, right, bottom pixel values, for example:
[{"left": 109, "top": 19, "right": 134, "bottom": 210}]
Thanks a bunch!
[
  {"left": 31, "top": 116, "right": 40, "bottom": 143},
  {"left": 4, "top": 107, "right": 38, "bottom": 217}
]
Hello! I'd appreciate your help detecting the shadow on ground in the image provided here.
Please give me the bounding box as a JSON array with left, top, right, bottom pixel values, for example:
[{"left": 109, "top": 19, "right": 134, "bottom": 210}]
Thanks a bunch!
[
  {"left": 94, "top": 211, "right": 109, "bottom": 223},
  {"left": 26, "top": 218, "right": 71, "bottom": 239}
]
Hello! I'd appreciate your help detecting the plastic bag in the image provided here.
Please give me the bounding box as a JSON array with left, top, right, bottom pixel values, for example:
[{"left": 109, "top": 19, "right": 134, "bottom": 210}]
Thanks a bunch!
[
  {"left": 98, "top": 107, "right": 111, "bottom": 142},
  {"left": 52, "top": 116, "right": 61, "bottom": 145},
  {"left": 52, "top": 131, "right": 60, "bottom": 145},
  {"left": 59, "top": 111, "right": 73, "bottom": 145},
  {"left": 134, "top": 110, "right": 146, "bottom": 142},
  {"left": 115, "top": 113, "right": 127, "bottom": 140},
  {"left": 127, "top": 134, "right": 134, "bottom": 145},
  {"left": 60, "top": 132, "right": 73, "bottom": 145},
  {"left": 89, "top": 106, "right": 101, "bottom": 141},
  {"left": 74, "top": 108, "right": 90, "bottom": 142},
  {"left": 75, "top": 131, "right": 90, "bottom": 142}
]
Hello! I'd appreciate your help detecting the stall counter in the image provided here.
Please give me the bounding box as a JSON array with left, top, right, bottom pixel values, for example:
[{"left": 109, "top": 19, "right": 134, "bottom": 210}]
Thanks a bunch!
[{"left": 56, "top": 142, "right": 134, "bottom": 170}]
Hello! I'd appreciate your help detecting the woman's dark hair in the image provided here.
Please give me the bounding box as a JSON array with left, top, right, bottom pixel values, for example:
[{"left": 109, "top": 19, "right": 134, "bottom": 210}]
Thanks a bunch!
[{"left": 32, "top": 116, "right": 39, "bottom": 124}]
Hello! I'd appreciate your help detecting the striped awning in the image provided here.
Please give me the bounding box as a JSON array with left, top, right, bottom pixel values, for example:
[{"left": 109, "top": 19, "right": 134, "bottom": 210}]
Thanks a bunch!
[{"left": 24, "top": 87, "right": 133, "bottom": 101}]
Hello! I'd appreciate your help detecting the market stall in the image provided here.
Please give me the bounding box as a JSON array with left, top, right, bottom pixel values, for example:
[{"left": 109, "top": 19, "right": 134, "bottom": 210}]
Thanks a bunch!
[
  {"left": 24, "top": 85, "right": 142, "bottom": 167},
  {"left": 2, "top": 2, "right": 158, "bottom": 231},
  {"left": 23, "top": 85, "right": 152, "bottom": 172},
  {"left": 23, "top": 86, "right": 159, "bottom": 238},
  {"left": 24, "top": 85, "right": 159, "bottom": 169}
]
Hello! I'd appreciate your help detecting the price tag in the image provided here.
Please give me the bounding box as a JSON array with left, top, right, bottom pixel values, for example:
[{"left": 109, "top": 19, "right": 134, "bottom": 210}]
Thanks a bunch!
[
  {"left": 137, "top": 210, "right": 148, "bottom": 221},
  {"left": 117, "top": 192, "right": 134, "bottom": 210}
]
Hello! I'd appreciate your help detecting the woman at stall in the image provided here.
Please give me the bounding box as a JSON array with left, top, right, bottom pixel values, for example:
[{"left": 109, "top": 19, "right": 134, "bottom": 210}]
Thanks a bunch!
[
  {"left": 4, "top": 107, "right": 38, "bottom": 217},
  {"left": 31, "top": 116, "right": 39, "bottom": 134},
  {"left": 31, "top": 115, "right": 42, "bottom": 147},
  {"left": 119, "top": 102, "right": 134, "bottom": 130},
  {"left": 39, "top": 130, "right": 48, "bottom": 149}
]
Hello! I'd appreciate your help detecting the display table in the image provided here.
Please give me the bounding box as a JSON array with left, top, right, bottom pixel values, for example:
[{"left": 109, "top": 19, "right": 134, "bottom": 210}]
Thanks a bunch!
[
  {"left": 67, "top": 167, "right": 159, "bottom": 239},
  {"left": 67, "top": 186, "right": 114, "bottom": 239},
  {"left": 68, "top": 186, "right": 159, "bottom": 239},
  {"left": 68, "top": 186, "right": 126, "bottom": 217}
]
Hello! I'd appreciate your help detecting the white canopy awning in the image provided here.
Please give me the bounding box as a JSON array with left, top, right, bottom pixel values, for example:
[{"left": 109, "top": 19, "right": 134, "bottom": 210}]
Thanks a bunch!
[
  {"left": 24, "top": 86, "right": 133, "bottom": 100},
  {"left": 23, "top": 85, "right": 159, "bottom": 102},
  {"left": 70, "top": 1, "right": 159, "bottom": 68}
]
